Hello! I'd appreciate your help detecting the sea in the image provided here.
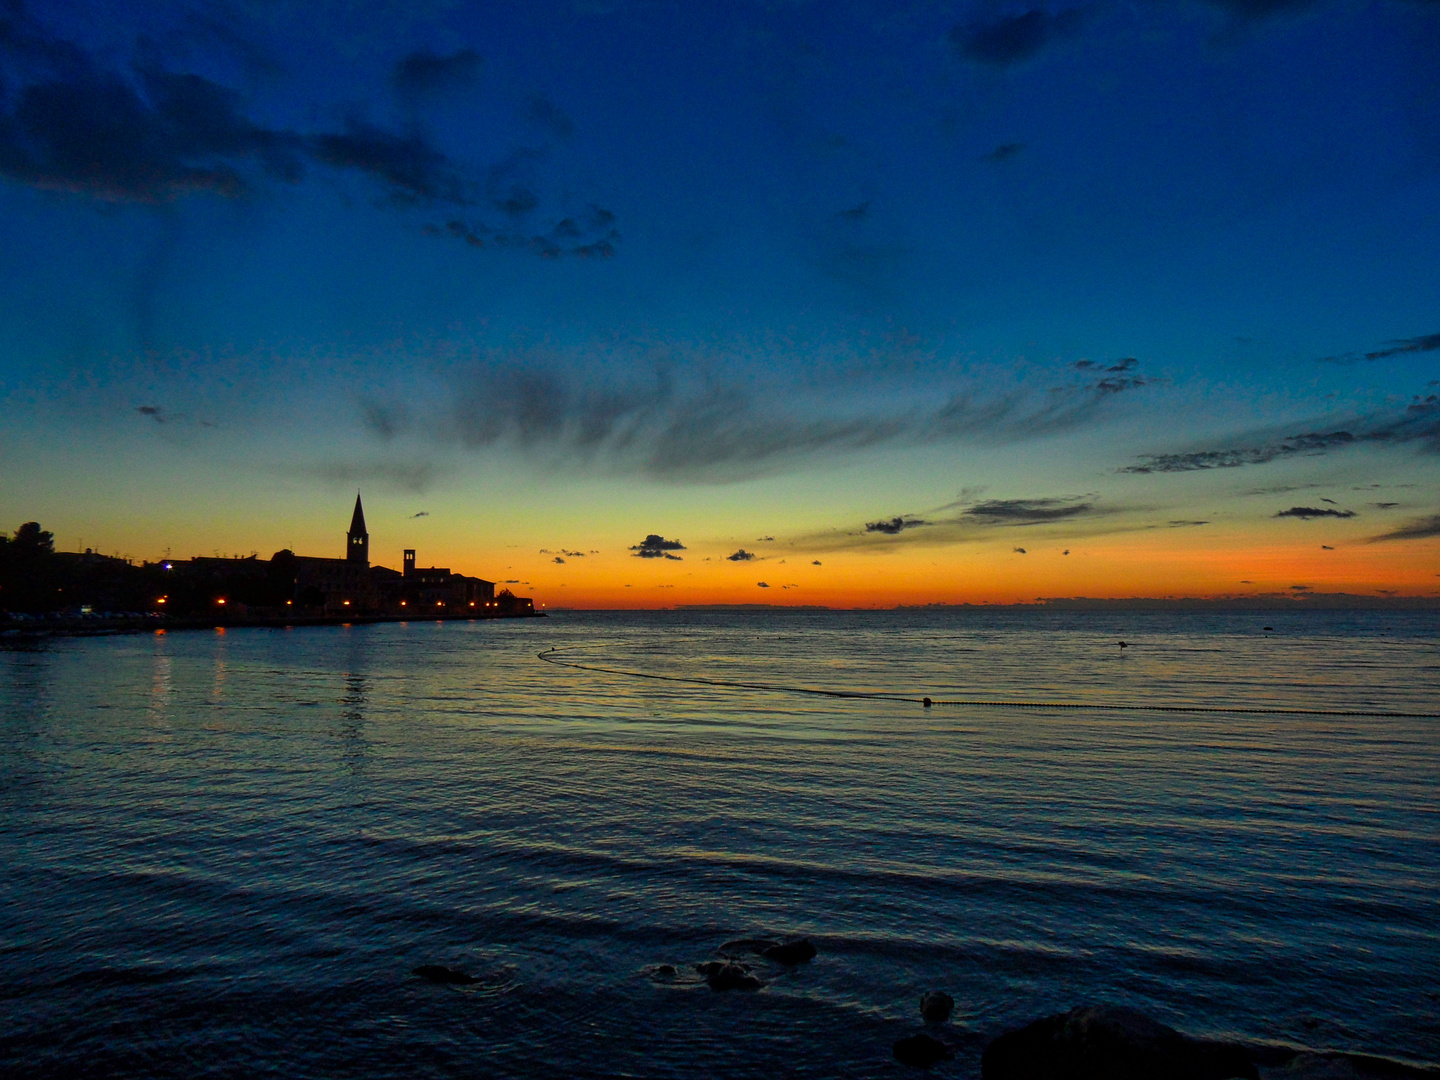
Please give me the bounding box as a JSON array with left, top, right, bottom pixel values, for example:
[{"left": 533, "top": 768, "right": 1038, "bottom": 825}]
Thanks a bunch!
[{"left": 1, "top": 608, "right": 1437, "bottom": 1078}]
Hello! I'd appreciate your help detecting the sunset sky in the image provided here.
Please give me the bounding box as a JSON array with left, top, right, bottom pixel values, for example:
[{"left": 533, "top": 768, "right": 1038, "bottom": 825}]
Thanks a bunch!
[{"left": 2, "top": 0, "right": 1437, "bottom": 607}]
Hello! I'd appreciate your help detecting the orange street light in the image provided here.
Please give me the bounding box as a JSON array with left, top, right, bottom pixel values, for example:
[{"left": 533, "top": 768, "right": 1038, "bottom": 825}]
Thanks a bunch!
[
  {"left": 286, "top": 600, "right": 292, "bottom": 605},
  {"left": 216, "top": 598, "right": 226, "bottom": 605},
  {"left": 157, "top": 597, "right": 167, "bottom": 604},
  {"left": 343, "top": 600, "right": 351, "bottom": 606}
]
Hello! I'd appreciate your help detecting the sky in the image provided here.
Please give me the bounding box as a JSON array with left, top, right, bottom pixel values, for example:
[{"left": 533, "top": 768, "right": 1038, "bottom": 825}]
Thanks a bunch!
[{"left": 1, "top": 0, "right": 1437, "bottom": 607}]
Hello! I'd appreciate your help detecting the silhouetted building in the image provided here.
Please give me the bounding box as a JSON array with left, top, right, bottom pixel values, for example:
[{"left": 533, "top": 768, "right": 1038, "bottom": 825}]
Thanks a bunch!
[
  {"left": 347, "top": 493, "right": 369, "bottom": 566},
  {"left": 391, "top": 546, "right": 495, "bottom": 612}
]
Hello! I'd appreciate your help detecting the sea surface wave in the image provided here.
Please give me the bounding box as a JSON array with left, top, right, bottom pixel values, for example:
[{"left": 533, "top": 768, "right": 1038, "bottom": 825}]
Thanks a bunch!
[{"left": 2, "top": 609, "right": 1437, "bottom": 1077}]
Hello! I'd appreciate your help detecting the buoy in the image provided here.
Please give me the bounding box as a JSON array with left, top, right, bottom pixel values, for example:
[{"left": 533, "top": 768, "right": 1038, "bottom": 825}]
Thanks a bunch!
[
  {"left": 1117, "top": 641, "right": 1127, "bottom": 648},
  {"left": 922, "top": 697, "right": 932, "bottom": 707}
]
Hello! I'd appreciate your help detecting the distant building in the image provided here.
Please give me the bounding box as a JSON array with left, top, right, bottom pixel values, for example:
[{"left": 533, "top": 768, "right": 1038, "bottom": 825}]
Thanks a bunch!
[{"left": 155, "top": 493, "right": 517, "bottom": 616}]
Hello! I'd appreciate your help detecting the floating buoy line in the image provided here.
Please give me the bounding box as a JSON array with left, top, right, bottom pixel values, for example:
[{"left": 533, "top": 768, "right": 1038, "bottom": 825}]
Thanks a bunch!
[{"left": 536, "top": 643, "right": 1440, "bottom": 720}]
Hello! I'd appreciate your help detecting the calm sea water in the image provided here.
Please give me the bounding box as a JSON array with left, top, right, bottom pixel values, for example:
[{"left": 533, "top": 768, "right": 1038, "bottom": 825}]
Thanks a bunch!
[{"left": 2, "top": 609, "right": 1437, "bottom": 1078}]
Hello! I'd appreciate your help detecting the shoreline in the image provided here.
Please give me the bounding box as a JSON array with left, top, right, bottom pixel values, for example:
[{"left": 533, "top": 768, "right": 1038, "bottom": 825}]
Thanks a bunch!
[{"left": 0, "top": 610, "right": 545, "bottom": 639}]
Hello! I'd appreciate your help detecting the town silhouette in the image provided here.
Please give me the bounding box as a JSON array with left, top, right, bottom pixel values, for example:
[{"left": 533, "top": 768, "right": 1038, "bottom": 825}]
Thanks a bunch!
[{"left": 0, "top": 495, "right": 537, "bottom": 627}]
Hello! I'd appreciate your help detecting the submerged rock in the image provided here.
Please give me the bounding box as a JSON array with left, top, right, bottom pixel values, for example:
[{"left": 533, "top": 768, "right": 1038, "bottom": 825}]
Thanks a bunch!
[
  {"left": 761, "top": 939, "right": 818, "bottom": 965},
  {"left": 981, "top": 1005, "right": 1258, "bottom": 1080},
  {"left": 894, "top": 1033, "right": 954, "bottom": 1068},
  {"left": 412, "top": 965, "right": 477, "bottom": 985},
  {"left": 921, "top": 991, "right": 955, "bottom": 1023},
  {"left": 696, "top": 960, "right": 764, "bottom": 991}
]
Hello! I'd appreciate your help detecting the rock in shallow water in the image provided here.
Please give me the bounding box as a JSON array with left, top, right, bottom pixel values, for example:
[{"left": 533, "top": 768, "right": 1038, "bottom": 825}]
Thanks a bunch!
[
  {"left": 412, "top": 965, "right": 477, "bottom": 985},
  {"left": 695, "top": 960, "right": 764, "bottom": 991},
  {"left": 761, "top": 939, "right": 818, "bottom": 965},
  {"left": 894, "top": 1033, "right": 954, "bottom": 1068},
  {"left": 981, "top": 1005, "right": 1258, "bottom": 1080},
  {"left": 921, "top": 991, "right": 955, "bottom": 1023}
]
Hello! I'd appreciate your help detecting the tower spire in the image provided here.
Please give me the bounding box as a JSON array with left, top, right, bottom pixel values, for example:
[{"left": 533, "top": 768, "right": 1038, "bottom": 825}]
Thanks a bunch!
[{"left": 347, "top": 492, "right": 369, "bottom": 565}]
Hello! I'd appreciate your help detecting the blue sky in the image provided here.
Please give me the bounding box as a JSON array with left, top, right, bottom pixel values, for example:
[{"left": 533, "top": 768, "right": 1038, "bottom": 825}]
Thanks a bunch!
[{"left": 2, "top": 0, "right": 1437, "bottom": 602}]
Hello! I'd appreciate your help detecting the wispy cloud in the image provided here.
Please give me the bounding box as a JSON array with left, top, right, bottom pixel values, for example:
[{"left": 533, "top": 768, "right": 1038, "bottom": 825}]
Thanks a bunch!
[
  {"left": 1122, "top": 395, "right": 1440, "bottom": 474},
  {"left": 1317, "top": 331, "right": 1440, "bottom": 365},
  {"left": 404, "top": 352, "right": 1160, "bottom": 483},
  {"left": 949, "top": 8, "right": 1086, "bottom": 67},
  {"left": 299, "top": 460, "right": 444, "bottom": 493},
  {"left": 1368, "top": 513, "right": 1440, "bottom": 542}
]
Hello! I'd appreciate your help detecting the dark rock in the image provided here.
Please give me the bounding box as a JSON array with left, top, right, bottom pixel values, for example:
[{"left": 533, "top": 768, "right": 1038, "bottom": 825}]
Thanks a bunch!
[
  {"left": 921, "top": 991, "right": 955, "bottom": 1023},
  {"left": 981, "top": 1006, "right": 1257, "bottom": 1080},
  {"left": 761, "top": 939, "right": 817, "bottom": 965},
  {"left": 412, "top": 965, "right": 477, "bottom": 985},
  {"left": 697, "top": 960, "right": 764, "bottom": 991},
  {"left": 653, "top": 964, "right": 677, "bottom": 977},
  {"left": 894, "top": 1033, "right": 954, "bottom": 1068}
]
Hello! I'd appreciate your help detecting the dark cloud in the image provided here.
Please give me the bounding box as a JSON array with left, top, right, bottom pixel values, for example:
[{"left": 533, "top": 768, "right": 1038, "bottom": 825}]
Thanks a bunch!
[
  {"left": 311, "top": 121, "right": 469, "bottom": 204},
  {"left": 391, "top": 48, "right": 482, "bottom": 100},
  {"left": 631, "top": 534, "right": 685, "bottom": 558},
  {"left": 1368, "top": 513, "right": 1440, "bottom": 542},
  {"left": 1320, "top": 497, "right": 1336, "bottom": 504},
  {"left": 949, "top": 8, "right": 1085, "bottom": 67},
  {"left": 525, "top": 95, "right": 575, "bottom": 139},
  {"left": 866, "top": 516, "right": 927, "bottom": 535},
  {"left": 552, "top": 556, "right": 565, "bottom": 563},
  {"left": 812, "top": 560, "right": 822, "bottom": 565},
  {"left": 1372, "top": 501, "right": 1399, "bottom": 509},
  {"left": 410, "top": 511, "right": 429, "bottom": 518},
  {"left": 429, "top": 203, "right": 619, "bottom": 258},
  {"left": 981, "top": 142, "right": 1024, "bottom": 163},
  {"left": 0, "top": 59, "right": 296, "bottom": 201},
  {"left": 727, "top": 549, "right": 757, "bottom": 561},
  {"left": 1168, "top": 520, "right": 1209, "bottom": 527},
  {"left": 1290, "top": 583, "right": 1311, "bottom": 592},
  {"left": 1202, "top": 0, "right": 1320, "bottom": 19},
  {"left": 757, "top": 581, "right": 770, "bottom": 588},
  {"left": 1321, "top": 544, "right": 1334, "bottom": 549},
  {"left": 962, "top": 498, "right": 1094, "bottom": 524},
  {"left": 1072, "top": 358, "right": 1151, "bottom": 396},
  {"left": 1122, "top": 395, "right": 1440, "bottom": 474},
  {"left": 1366, "top": 333, "right": 1440, "bottom": 361},
  {"left": 137, "top": 405, "right": 165, "bottom": 423},
  {"left": 1275, "top": 506, "right": 1357, "bottom": 519},
  {"left": 0, "top": 14, "right": 609, "bottom": 258},
  {"left": 1318, "top": 331, "right": 1440, "bottom": 364},
  {"left": 836, "top": 200, "right": 870, "bottom": 222},
  {"left": 1013, "top": 546, "right": 1027, "bottom": 554},
  {"left": 758, "top": 536, "right": 774, "bottom": 541}
]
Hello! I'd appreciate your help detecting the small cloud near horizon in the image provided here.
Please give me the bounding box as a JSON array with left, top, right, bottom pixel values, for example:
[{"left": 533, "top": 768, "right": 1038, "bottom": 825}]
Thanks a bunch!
[
  {"left": 631, "top": 534, "right": 685, "bottom": 559},
  {"left": 1275, "top": 506, "right": 1356, "bottom": 520}
]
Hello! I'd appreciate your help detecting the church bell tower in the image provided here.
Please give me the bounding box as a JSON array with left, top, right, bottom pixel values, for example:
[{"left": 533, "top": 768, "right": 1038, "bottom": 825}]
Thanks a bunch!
[{"left": 347, "top": 492, "right": 369, "bottom": 566}]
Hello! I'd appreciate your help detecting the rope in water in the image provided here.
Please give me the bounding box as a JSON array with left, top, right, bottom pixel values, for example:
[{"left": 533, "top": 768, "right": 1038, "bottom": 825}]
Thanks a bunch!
[{"left": 536, "top": 643, "right": 1440, "bottom": 719}]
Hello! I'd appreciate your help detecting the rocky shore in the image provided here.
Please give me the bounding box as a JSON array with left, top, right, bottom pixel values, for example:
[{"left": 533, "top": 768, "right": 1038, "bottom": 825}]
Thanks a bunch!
[{"left": 596, "top": 936, "right": 1438, "bottom": 1077}]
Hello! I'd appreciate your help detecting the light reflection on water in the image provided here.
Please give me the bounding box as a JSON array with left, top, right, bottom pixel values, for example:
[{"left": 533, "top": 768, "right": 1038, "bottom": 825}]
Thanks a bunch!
[{"left": 0, "top": 609, "right": 1436, "bottom": 1079}]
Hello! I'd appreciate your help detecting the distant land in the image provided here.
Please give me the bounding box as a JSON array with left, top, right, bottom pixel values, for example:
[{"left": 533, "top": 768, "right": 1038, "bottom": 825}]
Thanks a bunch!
[{"left": 542, "top": 594, "right": 1440, "bottom": 613}]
